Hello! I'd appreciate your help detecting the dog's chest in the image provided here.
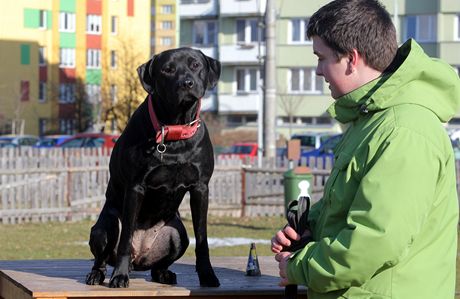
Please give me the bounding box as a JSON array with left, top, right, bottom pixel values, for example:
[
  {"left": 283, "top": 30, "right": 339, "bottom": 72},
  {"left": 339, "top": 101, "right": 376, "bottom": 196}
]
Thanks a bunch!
[{"left": 144, "top": 162, "right": 199, "bottom": 191}]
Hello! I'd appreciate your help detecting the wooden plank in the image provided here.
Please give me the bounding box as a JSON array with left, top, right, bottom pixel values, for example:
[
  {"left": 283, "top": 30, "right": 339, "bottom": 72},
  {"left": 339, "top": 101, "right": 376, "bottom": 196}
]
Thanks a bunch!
[{"left": 0, "top": 257, "right": 307, "bottom": 299}]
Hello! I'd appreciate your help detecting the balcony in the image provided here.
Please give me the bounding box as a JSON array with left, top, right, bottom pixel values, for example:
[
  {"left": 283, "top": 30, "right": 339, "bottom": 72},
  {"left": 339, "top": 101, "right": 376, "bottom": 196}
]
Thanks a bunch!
[
  {"left": 179, "top": 0, "right": 218, "bottom": 18},
  {"left": 219, "top": 0, "right": 266, "bottom": 16},
  {"left": 202, "top": 93, "right": 218, "bottom": 112},
  {"left": 189, "top": 45, "right": 218, "bottom": 60},
  {"left": 218, "top": 93, "right": 260, "bottom": 113},
  {"left": 219, "top": 44, "right": 265, "bottom": 65}
]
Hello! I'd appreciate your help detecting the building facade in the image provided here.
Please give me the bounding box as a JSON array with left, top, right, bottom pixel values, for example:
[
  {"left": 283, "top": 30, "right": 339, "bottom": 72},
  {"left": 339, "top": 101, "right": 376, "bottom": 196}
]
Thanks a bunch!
[
  {"left": 179, "top": 0, "right": 460, "bottom": 141},
  {"left": 1, "top": 0, "right": 459, "bottom": 138},
  {"left": 0, "top": 0, "right": 177, "bottom": 136}
]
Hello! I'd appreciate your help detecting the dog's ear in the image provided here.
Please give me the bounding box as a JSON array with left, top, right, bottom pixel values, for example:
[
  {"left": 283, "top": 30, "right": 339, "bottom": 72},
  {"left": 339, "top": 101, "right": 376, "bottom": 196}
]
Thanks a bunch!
[
  {"left": 203, "top": 54, "right": 221, "bottom": 90},
  {"left": 137, "top": 56, "right": 156, "bottom": 94}
]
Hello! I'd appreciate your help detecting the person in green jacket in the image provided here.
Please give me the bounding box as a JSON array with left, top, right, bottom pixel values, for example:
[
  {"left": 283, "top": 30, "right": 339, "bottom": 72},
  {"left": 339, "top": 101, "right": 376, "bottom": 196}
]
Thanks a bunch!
[{"left": 271, "top": 0, "right": 460, "bottom": 298}]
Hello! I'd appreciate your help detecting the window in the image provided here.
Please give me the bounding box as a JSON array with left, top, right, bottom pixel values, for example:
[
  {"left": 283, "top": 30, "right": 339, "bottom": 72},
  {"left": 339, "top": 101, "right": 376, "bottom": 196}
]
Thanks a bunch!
[
  {"left": 39, "top": 47, "right": 45, "bottom": 65},
  {"left": 87, "top": 15, "right": 102, "bottom": 34},
  {"left": 162, "top": 21, "right": 173, "bottom": 30},
  {"left": 110, "top": 50, "right": 117, "bottom": 68},
  {"left": 59, "top": 48, "right": 75, "bottom": 68},
  {"left": 59, "top": 119, "right": 74, "bottom": 134},
  {"left": 85, "top": 84, "right": 101, "bottom": 104},
  {"left": 289, "top": 68, "right": 323, "bottom": 94},
  {"left": 86, "top": 49, "right": 101, "bottom": 68},
  {"left": 193, "top": 21, "right": 216, "bottom": 45},
  {"left": 59, "top": 83, "right": 75, "bottom": 103},
  {"left": 59, "top": 12, "right": 76, "bottom": 32},
  {"left": 162, "top": 5, "right": 173, "bottom": 14},
  {"left": 110, "top": 84, "right": 117, "bottom": 104},
  {"left": 111, "top": 16, "right": 118, "bottom": 34},
  {"left": 236, "top": 68, "right": 259, "bottom": 93},
  {"left": 161, "top": 37, "right": 173, "bottom": 46},
  {"left": 39, "top": 10, "right": 47, "bottom": 29},
  {"left": 236, "top": 19, "right": 264, "bottom": 44},
  {"left": 39, "top": 82, "right": 46, "bottom": 102},
  {"left": 290, "top": 18, "right": 310, "bottom": 43},
  {"left": 405, "top": 15, "right": 437, "bottom": 42},
  {"left": 39, "top": 119, "right": 47, "bottom": 135},
  {"left": 21, "top": 44, "right": 30, "bottom": 65},
  {"left": 20, "top": 81, "right": 30, "bottom": 102}
]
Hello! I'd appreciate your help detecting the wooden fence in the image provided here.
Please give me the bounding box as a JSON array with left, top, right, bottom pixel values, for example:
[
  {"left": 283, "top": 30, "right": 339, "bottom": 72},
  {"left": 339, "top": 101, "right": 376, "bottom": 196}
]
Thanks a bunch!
[{"left": 0, "top": 148, "right": 332, "bottom": 224}]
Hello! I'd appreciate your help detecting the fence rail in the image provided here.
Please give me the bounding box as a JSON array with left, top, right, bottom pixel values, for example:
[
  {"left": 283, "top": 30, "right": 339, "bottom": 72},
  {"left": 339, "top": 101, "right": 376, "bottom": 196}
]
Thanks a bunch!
[{"left": 0, "top": 147, "right": 333, "bottom": 223}]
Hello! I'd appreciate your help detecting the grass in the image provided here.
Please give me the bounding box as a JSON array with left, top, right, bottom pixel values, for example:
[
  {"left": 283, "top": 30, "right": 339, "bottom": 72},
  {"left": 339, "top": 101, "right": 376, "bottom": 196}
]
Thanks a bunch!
[
  {"left": 0, "top": 216, "right": 286, "bottom": 260},
  {"left": 0, "top": 217, "right": 459, "bottom": 297}
]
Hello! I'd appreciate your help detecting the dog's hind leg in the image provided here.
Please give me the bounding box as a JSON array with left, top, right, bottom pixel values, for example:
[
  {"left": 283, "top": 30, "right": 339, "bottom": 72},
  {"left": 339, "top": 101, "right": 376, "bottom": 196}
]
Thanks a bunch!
[
  {"left": 189, "top": 186, "right": 220, "bottom": 287},
  {"left": 144, "top": 214, "right": 189, "bottom": 284},
  {"left": 86, "top": 206, "right": 120, "bottom": 285}
]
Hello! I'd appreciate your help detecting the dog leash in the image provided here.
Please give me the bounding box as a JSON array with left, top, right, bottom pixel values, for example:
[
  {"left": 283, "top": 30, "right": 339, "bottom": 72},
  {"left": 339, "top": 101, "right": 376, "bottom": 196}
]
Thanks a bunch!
[
  {"left": 284, "top": 180, "right": 313, "bottom": 299},
  {"left": 148, "top": 95, "right": 201, "bottom": 160}
]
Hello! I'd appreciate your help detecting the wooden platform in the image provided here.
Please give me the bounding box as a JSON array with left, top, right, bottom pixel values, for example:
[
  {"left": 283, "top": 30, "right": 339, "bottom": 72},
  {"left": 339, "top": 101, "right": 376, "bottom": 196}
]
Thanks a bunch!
[{"left": 0, "top": 257, "right": 307, "bottom": 299}]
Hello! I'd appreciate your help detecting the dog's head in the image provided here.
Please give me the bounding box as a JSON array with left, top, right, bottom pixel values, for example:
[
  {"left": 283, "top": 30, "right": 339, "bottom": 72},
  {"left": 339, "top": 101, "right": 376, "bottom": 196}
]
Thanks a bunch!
[{"left": 137, "top": 47, "right": 221, "bottom": 106}]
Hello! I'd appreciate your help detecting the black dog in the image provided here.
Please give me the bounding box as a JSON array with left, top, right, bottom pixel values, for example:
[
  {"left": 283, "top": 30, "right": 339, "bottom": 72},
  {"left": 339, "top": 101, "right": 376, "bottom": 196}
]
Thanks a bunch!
[{"left": 85, "top": 47, "right": 221, "bottom": 288}]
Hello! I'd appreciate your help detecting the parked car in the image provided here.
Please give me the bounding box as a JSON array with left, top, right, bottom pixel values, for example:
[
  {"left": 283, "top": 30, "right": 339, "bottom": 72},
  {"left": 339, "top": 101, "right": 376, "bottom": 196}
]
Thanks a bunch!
[
  {"left": 291, "top": 131, "right": 341, "bottom": 152},
  {"left": 218, "top": 142, "right": 258, "bottom": 160},
  {"left": 0, "top": 139, "right": 16, "bottom": 148},
  {"left": 301, "top": 134, "right": 343, "bottom": 167},
  {"left": 0, "top": 135, "right": 40, "bottom": 148},
  {"left": 58, "top": 133, "right": 119, "bottom": 148},
  {"left": 35, "top": 135, "right": 72, "bottom": 148}
]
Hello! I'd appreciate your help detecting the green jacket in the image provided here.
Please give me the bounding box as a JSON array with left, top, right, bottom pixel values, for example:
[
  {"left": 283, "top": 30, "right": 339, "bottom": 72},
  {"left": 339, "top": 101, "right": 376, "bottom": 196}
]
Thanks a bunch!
[{"left": 287, "top": 39, "right": 460, "bottom": 299}]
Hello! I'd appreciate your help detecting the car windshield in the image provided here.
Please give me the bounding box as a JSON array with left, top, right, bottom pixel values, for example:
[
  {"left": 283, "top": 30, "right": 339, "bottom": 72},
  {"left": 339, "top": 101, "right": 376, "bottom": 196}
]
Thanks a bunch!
[
  {"left": 38, "top": 139, "right": 57, "bottom": 147},
  {"left": 293, "top": 136, "right": 317, "bottom": 147},
  {"left": 85, "top": 137, "right": 105, "bottom": 147},
  {"left": 231, "top": 145, "right": 253, "bottom": 154},
  {"left": 61, "top": 138, "right": 85, "bottom": 148},
  {"left": 0, "top": 140, "right": 15, "bottom": 148}
]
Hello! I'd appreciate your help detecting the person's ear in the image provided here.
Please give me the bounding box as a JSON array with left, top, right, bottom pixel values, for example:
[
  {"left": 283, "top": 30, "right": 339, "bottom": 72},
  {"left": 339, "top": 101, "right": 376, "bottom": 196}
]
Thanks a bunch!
[
  {"left": 137, "top": 55, "right": 157, "bottom": 94},
  {"left": 348, "top": 49, "right": 360, "bottom": 73}
]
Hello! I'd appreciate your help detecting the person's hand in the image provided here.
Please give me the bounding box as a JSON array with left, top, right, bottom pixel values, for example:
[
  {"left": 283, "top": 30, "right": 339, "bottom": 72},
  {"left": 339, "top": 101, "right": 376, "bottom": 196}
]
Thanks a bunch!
[
  {"left": 271, "top": 225, "right": 300, "bottom": 253},
  {"left": 275, "top": 251, "right": 291, "bottom": 286}
]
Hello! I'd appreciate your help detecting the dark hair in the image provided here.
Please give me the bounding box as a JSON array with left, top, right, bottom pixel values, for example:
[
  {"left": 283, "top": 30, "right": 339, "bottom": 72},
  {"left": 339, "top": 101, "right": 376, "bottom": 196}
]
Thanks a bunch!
[{"left": 306, "top": 0, "right": 397, "bottom": 72}]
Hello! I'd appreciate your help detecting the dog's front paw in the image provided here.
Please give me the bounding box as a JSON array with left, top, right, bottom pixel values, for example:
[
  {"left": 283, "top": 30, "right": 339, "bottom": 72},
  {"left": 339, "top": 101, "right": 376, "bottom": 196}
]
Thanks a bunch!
[
  {"left": 198, "top": 269, "right": 220, "bottom": 287},
  {"left": 85, "top": 269, "right": 105, "bottom": 285},
  {"left": 109, "top": 273, "right": 130, "bottom": 288},
  {"left": 151, "top": 269, "right": 177, "bottom": 284}
]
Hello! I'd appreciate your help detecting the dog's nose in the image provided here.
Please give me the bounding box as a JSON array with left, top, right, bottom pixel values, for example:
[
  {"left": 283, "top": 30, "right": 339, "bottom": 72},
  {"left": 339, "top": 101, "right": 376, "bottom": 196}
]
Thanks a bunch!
[{"left": 183, "top": 79, "right": 194, "bottom": 89}]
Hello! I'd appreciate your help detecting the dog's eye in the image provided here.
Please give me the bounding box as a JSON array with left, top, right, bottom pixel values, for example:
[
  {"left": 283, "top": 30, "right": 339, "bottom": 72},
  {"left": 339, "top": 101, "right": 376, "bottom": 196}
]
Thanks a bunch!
[
  {"left": 191, "top": 62, "right": 201, "bottom": 70},
  {"left": 162, "top": 66, "right": 175, "bottom": 74}
]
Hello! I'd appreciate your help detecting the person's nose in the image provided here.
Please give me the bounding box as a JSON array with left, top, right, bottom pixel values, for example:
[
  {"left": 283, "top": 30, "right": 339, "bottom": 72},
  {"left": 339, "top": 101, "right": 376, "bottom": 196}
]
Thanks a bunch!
[{"left": 315, "top": 66, "right": 323, "bottom": 77}]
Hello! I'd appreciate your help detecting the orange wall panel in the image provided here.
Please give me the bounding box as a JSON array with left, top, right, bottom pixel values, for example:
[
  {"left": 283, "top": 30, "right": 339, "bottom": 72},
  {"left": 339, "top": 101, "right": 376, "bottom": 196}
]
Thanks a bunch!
[
  {"left": 86, "top": 34, "right": 101, "bottom": 49},
  {"left": 87, "top": 0, "right": 102, "bottom": 14}
]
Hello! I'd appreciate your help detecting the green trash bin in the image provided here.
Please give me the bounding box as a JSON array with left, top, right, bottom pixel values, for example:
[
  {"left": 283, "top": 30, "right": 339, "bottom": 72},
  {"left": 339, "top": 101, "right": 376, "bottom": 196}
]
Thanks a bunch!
[{"left": 283, "top": 166, "right": 313, "bottom": 216}]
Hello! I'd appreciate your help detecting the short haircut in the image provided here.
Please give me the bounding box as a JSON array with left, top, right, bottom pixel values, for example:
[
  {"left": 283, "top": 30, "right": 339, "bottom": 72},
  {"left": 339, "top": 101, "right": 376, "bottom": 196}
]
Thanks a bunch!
[{"left": 306, "top": 0, "right": 398, "bottom": 72}]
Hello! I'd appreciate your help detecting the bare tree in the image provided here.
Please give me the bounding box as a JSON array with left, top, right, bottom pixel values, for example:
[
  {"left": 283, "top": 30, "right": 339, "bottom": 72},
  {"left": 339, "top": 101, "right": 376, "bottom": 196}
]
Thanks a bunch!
[
  {"left": 278, "top": 91, "right": 303, "bottom": 137},
  {"left": 0, "top": 83, "right": 27, "bottom": 134},
  {"left": 74, "top": 79, "right": 94, "bottom": 132},
  {"left": 100, "top": 36, "right": 148, "bottom": 132}
]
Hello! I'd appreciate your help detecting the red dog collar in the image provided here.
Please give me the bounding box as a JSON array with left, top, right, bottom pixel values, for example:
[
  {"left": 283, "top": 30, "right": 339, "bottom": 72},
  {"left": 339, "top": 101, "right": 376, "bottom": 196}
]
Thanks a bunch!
[{"left": 148, "top": 95, "right": 201, "bottom": 144}]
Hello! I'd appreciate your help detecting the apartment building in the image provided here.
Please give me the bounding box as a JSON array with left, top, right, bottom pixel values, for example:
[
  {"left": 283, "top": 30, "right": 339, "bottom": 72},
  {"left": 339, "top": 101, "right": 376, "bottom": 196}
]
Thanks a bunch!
[
  {"left": 179, "top": 0, "right": 460, "bottom": 140},
  {"left": 0, "top": 0, "right": 177, "bottom": 136}
]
